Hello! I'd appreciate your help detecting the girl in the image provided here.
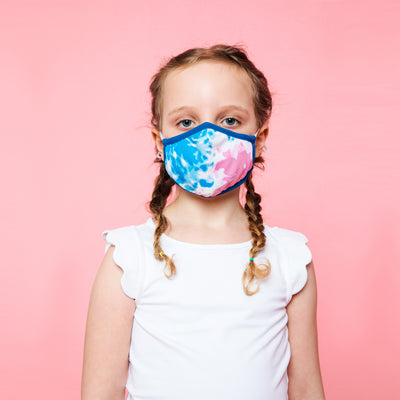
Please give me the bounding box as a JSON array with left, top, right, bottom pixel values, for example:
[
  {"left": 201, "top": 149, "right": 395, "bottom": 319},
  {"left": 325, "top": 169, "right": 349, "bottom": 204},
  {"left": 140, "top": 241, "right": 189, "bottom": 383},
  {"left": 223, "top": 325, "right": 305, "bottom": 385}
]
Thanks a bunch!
[{"left": 82, "top": 44, "right": 326, "bottom": 400}]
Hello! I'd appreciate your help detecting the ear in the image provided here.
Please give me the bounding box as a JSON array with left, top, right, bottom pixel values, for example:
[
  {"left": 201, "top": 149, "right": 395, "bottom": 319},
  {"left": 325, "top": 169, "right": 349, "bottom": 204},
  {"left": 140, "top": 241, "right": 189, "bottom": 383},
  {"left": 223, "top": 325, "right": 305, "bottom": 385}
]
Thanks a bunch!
[
  {"left": 151, "top": 128, "right": 163, "bottom": 158},
  {"left": 255, "top": 122, "right": 269, "bottom": 158}
]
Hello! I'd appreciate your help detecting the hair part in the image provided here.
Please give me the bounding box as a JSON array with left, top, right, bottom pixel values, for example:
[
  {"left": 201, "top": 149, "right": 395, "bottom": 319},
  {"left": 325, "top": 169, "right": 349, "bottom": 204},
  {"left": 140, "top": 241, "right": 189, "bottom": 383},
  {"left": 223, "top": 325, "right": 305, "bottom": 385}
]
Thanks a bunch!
[{"left": 147, "top": 43, "right": 273, "bottom": 296}]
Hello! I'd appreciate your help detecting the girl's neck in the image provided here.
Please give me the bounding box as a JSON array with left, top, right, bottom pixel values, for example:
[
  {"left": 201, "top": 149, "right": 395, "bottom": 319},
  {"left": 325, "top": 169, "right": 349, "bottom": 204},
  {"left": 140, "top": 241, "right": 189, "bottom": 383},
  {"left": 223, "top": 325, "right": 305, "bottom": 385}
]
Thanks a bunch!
[
  {"left": 163, "top": 187, "right": 248, "bottom": 231},
  {"left": 161, "top": 187, "right": 252, "bottom": 244}
]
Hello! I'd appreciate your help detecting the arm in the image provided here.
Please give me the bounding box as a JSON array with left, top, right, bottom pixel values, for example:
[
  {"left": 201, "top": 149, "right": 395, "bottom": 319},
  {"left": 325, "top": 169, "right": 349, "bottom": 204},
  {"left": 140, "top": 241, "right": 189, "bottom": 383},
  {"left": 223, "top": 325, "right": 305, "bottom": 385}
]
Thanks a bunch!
[
  {"left": 287, "top": 261, "right": 326, "bottom": 400},
  {"left": 81, "top": 245, "right": 136, "bottom": 400}
]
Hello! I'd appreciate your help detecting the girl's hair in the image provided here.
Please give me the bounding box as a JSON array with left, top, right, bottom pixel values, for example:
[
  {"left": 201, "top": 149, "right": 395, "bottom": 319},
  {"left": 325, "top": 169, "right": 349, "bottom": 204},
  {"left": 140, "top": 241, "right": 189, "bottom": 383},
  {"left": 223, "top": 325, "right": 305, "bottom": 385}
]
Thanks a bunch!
[{"left": 148, "top": 44, "right": 273, "bottom": 296}]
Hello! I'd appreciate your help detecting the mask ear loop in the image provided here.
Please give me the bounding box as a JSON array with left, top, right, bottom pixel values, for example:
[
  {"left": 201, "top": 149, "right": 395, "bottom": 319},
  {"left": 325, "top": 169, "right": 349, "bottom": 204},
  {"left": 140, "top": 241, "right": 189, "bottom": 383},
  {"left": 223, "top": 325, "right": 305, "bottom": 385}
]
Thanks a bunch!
[
  {"left": 156, "top": 131, "right": 164, "bottom": 159},
  {"left": 254, "top": 127, "right": 268, "bottom": 152}
]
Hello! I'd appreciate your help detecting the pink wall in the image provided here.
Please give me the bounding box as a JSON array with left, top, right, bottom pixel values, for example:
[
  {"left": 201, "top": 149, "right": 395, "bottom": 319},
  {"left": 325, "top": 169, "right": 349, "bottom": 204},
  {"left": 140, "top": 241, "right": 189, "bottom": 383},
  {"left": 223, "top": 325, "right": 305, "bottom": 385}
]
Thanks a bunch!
[{"left": 1, "top": 1, "right": 399, "bottom": 398}]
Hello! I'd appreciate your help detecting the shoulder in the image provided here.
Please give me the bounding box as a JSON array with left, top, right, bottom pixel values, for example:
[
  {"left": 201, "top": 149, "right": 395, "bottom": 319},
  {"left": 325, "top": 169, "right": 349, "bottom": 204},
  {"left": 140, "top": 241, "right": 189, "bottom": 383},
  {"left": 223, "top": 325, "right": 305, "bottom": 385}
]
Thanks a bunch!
[
  {"left": 102, "top": 218, "right": 154, "bottom": 247},
  {"left": 264, "top": 224, "right": 312, "bottom": 264},
  {"left": 265, "top": 224, "right": 310, "bottom": 247},
  {"left": 102, "top": 225, "right": 137, "bottom": 245}
]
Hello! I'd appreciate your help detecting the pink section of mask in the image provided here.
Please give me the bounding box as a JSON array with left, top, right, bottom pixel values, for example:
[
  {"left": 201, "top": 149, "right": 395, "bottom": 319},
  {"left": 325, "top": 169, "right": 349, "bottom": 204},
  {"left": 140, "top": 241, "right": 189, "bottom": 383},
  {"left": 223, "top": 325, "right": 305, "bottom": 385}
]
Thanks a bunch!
[{"left": 214, "top": 143, "right": 253, "bottom": 194}]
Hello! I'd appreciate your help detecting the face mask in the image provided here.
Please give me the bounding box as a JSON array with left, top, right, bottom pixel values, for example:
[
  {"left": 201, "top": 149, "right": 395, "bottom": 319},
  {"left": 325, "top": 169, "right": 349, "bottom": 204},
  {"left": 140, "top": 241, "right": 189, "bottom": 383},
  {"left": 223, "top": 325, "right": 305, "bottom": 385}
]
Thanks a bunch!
[{"left": 159, "top": 121, "right": 259, "bottom": 198}]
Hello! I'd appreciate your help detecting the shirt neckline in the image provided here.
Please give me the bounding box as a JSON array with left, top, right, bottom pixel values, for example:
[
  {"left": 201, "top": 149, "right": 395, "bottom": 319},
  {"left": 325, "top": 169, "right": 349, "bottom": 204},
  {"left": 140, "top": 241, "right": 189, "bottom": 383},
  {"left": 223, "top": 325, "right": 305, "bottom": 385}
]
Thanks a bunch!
[{"left": 144, "top": 217, "right": 255, "bottom": 249}]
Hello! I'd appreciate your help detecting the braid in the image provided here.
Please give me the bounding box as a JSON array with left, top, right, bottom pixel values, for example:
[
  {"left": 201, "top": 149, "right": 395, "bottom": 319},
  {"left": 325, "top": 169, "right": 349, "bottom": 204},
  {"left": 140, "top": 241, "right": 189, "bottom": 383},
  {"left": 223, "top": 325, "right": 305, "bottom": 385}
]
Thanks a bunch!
[
  {"left": 149, "top": 162, "right": 177, "bottom": 278},
  {"left": 242, "top": 172, "right": 272, "bottom": 295}
]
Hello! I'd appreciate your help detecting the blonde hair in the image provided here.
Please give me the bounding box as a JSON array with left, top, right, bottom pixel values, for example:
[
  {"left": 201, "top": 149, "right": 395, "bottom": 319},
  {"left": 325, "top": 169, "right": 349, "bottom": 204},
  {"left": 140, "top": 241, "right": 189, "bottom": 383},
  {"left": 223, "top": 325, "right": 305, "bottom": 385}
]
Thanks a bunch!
[{"left": 148, "top": 44, "right": 273, "bottom": 295}]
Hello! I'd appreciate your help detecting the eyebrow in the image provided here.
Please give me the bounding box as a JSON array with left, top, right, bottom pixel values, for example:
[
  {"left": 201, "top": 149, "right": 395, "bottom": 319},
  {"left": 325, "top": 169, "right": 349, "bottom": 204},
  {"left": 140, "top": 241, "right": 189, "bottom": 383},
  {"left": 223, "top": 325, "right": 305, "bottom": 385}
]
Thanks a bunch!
[{"left": 167, "top": 105, "right": 250, "bottom": 117}]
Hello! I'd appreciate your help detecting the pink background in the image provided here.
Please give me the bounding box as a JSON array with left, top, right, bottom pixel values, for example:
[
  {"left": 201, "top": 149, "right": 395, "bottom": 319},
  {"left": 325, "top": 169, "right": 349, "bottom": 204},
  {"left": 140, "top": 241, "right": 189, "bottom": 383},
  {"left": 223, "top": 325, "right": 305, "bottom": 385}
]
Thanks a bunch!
[{"left": 1, "top": 1, "right": 399, "bottom": 398}]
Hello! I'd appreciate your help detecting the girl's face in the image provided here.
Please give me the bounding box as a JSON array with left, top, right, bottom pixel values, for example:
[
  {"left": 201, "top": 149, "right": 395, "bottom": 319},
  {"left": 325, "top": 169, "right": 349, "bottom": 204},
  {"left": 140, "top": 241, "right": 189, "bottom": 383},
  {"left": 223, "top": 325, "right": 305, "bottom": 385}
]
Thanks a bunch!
[{"left": 152, "top": 60, "right": 268, "bottom": 156}]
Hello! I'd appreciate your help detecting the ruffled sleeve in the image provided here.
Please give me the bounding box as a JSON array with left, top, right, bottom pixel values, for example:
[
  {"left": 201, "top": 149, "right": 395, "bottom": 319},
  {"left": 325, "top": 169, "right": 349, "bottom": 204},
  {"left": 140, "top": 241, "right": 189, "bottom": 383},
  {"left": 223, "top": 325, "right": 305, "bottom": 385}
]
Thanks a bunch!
[
  {"left": 269, "top": 227, "right": 313, "bottom": 304},
  {"left": 102, "top": 226, "right": 143, "bottom": 300}
]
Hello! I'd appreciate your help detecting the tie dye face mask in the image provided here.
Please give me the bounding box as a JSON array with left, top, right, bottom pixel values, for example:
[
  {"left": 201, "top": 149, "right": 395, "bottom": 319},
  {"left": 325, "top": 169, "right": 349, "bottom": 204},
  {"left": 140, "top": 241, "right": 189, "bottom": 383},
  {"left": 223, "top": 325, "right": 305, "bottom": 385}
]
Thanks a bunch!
[{"left": 159, "top": 122, "right": 259, "bottom": 198}]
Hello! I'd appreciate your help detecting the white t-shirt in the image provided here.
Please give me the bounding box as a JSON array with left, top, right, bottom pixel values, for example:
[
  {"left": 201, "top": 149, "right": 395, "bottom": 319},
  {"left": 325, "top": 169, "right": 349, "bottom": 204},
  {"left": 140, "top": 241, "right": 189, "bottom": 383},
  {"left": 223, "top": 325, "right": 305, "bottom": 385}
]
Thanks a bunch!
[{"left": 102, "top": 217, "right": 312, "bottom": 400}]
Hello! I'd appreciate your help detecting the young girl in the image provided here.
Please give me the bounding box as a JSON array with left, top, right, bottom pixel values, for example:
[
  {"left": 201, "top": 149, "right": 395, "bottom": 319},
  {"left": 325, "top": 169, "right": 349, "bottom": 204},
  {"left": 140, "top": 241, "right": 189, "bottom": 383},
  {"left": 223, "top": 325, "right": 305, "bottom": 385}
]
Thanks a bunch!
[{"left": 82, "top": 44, "right": 326, "bottom": 400}]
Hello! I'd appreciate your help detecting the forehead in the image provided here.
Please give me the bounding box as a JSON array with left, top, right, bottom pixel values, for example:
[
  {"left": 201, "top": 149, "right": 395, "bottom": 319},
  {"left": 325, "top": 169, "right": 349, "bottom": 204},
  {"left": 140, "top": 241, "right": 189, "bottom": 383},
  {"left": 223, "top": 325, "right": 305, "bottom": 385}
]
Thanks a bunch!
[{"left": 161, "top": 60, "right": 254, "bottom": 110}]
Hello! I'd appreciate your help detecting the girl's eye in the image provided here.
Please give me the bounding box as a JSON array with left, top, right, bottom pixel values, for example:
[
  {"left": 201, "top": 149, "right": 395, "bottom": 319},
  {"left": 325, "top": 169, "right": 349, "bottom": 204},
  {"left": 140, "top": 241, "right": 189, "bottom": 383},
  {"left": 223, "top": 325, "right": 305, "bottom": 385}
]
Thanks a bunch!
[
  {"left": 223, "top": 117, "right": 239, "bottom": 127},
  {"left": 178, "top": 119, "right": 194, "bottom": 128}
]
